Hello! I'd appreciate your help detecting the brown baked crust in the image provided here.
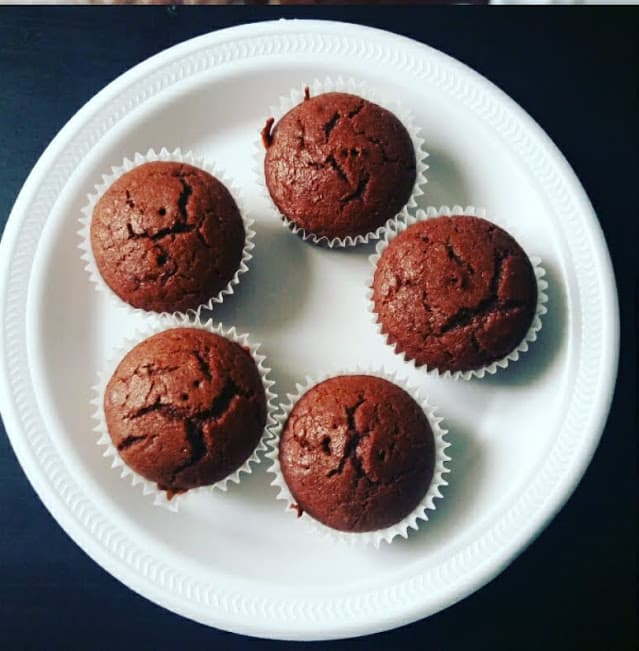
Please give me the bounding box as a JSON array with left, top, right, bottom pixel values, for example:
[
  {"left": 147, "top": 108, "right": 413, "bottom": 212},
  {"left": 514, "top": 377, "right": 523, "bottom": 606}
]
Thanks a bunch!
[
  {"left": 263, "top": 92, "right": 416, "bottom": 240},
  {"left": 90, "top": 161, "right": 245, "bottom": 313},
  {"left": 104, "top": 328, "right": 266, "bottom": 493},
  {"left": 279, "top": 375, "right": 435, "bottom": 532},
  {"left": 372, "top": 216, "right": 537, "bottom": 373}
]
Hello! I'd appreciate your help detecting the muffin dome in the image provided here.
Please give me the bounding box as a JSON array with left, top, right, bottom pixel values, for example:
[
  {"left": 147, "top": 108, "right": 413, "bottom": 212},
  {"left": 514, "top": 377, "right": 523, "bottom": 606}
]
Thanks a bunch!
[
  {"left": 278, "top": 374, "right": 435, "bottom": 532},
  {"left": 104, "top": 328, "right": 266, "bottom": 494},
  {"left": 372, "top": 215, "right": 538, "bottom": 373},
  {"left": 263, "top": 91, "right": 416, "bottom": 241},
  {"left": 90, "top": 161, "right": 245, "bottom": 313}
]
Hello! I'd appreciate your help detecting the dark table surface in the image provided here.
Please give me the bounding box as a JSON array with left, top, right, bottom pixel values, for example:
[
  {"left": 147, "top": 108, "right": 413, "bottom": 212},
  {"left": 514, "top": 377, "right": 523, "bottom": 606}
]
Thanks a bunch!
[{"left": 0, "top": 7, "right": 636, "bottom": 650}]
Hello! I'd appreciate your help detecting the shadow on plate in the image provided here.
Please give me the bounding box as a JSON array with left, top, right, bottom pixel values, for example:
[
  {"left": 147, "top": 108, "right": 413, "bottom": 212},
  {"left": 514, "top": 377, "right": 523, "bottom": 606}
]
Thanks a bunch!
[
  {"left": 202, "top": 219, "right": 312, "bottom": 332},
  {"left": 418, "top": 145, "right": 474, "bottom": 209},
  {"left": 481, "top": 260, "right": 566, "bottom": 387},
  {"left": 380, "top": 413, "right": 485, "bottom": 555},
  {"left": 220, "top": 455, "right": 281, "bottom": 510}
]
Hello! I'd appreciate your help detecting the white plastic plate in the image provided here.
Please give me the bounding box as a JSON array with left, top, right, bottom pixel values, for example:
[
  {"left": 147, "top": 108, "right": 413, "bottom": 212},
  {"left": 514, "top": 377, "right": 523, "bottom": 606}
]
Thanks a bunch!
[{"left": 0, "top": 20, "right": 619, "bottom": 641}]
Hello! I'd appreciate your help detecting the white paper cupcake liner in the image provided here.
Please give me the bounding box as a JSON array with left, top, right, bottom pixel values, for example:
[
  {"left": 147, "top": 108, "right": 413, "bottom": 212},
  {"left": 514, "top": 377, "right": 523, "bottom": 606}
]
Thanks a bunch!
[
  {"left": 253, "top": 76, "right": 429, "bottom": 248},
  {"left": 78, "top": 147, "right": 255, "bottom": 319},
  {"left": 266, "top": 368, "right": 450, "bottom": 547},
  {"left": 367, "top": 205, "right": 549, "bottom": 381},
  {"left": 91, "top": 313, "right": 277, "bottom": 511}
]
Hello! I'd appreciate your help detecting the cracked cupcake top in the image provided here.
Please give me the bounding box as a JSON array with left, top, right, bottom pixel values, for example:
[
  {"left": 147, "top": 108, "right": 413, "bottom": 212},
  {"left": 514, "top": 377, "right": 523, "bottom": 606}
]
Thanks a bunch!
[
  {"left": 279, "top": 375, "right": 435, "bottom": 532},
  {"left": 372, "top": 215, "right": 538, "bottom": 373},
  {"left": 104, "top": 328, "right": 267, "bottom": 495},
  {"left": 262, "top": 91, "right": 416, "bottom": 241},
  {"left": 90, "top": 161, "right": 245, "bottom": 313}
]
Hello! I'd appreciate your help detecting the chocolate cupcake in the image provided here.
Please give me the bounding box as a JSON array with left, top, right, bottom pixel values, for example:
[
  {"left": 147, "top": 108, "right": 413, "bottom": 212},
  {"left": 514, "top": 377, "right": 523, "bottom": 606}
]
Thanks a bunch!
[
  {"left": 371, "top": 211, "right": 542, "bottom": 375},
  {"left": 103, "top": 326, "right": 268, "bottom": 496},
  {"left": 276, "top": 374, "right": 438, "bottom": 534},
  {"left": 89, "top": 157, "right": 247, "bottom": 314},
  {"left": 261, "top": 86, "right": 421, "bottom": 244}
]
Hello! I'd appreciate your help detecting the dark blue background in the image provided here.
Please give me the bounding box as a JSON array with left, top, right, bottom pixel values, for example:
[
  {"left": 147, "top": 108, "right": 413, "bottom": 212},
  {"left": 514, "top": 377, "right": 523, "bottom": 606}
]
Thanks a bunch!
[{"left": 0, "top": 7, "right": 636, "bottom": 650}]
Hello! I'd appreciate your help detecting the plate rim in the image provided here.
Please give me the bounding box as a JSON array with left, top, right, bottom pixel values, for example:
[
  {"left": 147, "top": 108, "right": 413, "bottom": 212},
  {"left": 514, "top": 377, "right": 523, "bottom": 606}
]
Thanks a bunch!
[{"left": 0, "top": 19, "right": 620, "bottom": 640}]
